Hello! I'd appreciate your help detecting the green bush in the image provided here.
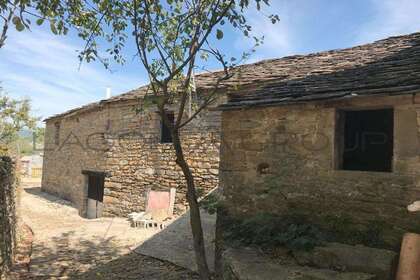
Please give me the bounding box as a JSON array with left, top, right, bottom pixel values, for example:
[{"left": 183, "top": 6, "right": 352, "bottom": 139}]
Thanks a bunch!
[
  {"left": 199, "top": 191, "right": 221, "bottom": 215},
  {"left": 323, "top": 214, "right": 388, "bottom": 248},
  {"left": 223, "top": 214, "right": 325, "bottom": 251},
  {"left": 223, "top": 213, "right": 388, "bottom": 251}
]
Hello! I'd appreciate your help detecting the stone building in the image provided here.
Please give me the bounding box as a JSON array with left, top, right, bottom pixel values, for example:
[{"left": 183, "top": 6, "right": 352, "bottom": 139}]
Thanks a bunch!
[
  {"left": 42, "top": 87, "right": 222, "bottom": 218},
  {"left": 218, "top": 32, "right": 420, "bottom": 248},
  {"left": 43, "top": 31, "right": 420, "bottom": 243}
]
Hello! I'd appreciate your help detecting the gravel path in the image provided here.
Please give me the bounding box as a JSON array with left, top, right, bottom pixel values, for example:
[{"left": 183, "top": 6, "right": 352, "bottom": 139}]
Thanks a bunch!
[{"left": 18, "top": 180, "right": 199, "bottom": 279}]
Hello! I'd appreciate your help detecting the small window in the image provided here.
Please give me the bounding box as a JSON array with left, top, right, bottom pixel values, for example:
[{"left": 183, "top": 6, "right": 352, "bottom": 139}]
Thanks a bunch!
[
  {"left": 54, "top": 122, "right": 61, "bottom": 145},
  {"left": 160, "top": 112, "right": 174, "bottom": 143},
  {"left": 337, "top": 108, "right": 393, "bottom": 172}
]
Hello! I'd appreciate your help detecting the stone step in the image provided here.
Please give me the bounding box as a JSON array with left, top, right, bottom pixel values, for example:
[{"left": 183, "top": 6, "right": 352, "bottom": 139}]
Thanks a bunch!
[
  {"left": 292, "top": 242, "right": 398, "bottom": 279},
  {"left": 223, "top": 247, "right": 376, "bottom": 280}
]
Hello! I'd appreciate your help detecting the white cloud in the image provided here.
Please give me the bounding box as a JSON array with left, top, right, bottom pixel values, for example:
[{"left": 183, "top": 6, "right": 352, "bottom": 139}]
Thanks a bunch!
[
  {"left": 0, "top": 28, "right": 145, "bottom": 119},
  {"left": 234, "top": 1, "right": 296, "bottom": 59},
  {"left": 356, "top": 0, "right": 420, "bottom": 44},
  {"left": 247, "top": 12, "right": 292, "bottom": 53}
]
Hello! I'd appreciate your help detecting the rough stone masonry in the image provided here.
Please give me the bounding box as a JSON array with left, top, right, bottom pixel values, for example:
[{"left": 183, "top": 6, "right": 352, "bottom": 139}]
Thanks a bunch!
[
  {"left": 218, "top": 32, "right": 420, "bottom": 249},
  {"left": 0, "top": 157, "right": 17, "bottom": 279},
  {"left": 42, "top": 95, "right": 221, "bottom": 217}
]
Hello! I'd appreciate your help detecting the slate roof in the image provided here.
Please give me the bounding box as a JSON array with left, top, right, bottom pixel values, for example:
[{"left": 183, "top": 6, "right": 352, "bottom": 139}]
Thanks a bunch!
[
  {"left": 46, "top": 32, "right": 420, "bottom": 120},
  {"left": 215, "top": 32, "right": 420, "bottom": 109}
]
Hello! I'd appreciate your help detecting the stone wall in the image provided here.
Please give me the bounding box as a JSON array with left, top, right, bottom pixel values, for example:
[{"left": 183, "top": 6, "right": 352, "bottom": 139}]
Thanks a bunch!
[
  {"left": 104, "top": 108, "right": 220, "bottom": 216},
  {"left": 42, "top": 102, "right": 113, "bottom": 215},
  {"left": 220, "top": 94, "right": 420, "bottom": 249},
  {"left": 0, "top": 157, "right": 16, "bottom": 278},
  {"left": 42, "top": 101, "right": 221, "bottom": 217}
]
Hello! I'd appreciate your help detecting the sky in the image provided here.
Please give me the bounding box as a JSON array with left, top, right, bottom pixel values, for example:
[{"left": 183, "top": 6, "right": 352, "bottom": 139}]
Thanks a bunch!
[{"left": 0, "top": 0, "right": 419, "bottom": 122}]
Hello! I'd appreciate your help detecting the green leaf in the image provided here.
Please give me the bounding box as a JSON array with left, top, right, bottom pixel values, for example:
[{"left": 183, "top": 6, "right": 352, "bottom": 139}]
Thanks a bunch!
[
  {"left": 12, "top": 17, "right": 25, "bottom": 32},
  {"left": 12, "top": 16, "right": 20, "bottom": 25},
  {"left": 36, "top": 18, "right": 44, "bottom": 26},
  {"left": 216, "top": 29, "right": 223, "bottom": 40},
  {"left": 16, "top": 23, "right": 24, "bottom": 32}
]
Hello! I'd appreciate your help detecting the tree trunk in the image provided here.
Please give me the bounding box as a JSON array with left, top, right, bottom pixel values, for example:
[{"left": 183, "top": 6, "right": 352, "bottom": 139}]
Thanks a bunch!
[
  {"left": 172, "top": 130, "right": 211, "bottom": 280},
  {"left": 214, "top": 206, "right": 226, "bottom": 279}
]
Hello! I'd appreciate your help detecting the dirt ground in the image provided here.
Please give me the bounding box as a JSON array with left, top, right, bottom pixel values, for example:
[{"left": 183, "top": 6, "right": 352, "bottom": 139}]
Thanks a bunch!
[{"left": 14, "top": 179, "right": 199, "bottom": 279}]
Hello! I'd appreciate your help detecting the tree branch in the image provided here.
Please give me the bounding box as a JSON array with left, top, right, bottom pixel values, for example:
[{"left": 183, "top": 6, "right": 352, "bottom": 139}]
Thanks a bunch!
[
  {"left": 165, "top": 0, "right": 234, "bottom": 83},
  {"left": 175, "top": 23, "right": 201, "bottom": 127},
  {"left": 143, "top": 0, "right": 172, "bottom": 75},
  {"left": 133, "top": 0, "right": 163, "bottom": 89},
  {"left": 0, "top": 4, "right": 16, "bottom": 49},
  {"left": 179, "top": 70, "right": 233, "bottom": 129},
  {"left": 78, "top": 10, "right": 108, "bottom": 70}
]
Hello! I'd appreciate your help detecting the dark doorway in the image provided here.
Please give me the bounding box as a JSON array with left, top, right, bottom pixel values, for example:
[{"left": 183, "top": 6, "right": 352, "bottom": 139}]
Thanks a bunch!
[
  {"left": 88, "top": 175, "right": 104, "bottom": 202},
  {"left": 160, "top": 112, "right": 174, "bottom": 143},
  {"left": 84, "top": 172, "right": 105, "bottom": 219},
  {"left": 341, "top": 108, "right": 393, "bottom": 172}
]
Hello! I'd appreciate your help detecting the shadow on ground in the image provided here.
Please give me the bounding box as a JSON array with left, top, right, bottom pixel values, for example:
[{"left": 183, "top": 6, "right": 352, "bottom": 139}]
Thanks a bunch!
[
  {"left": 29, "top": 230, "right": 124, "bottom": 279},
  {"left": 73, "top": 210, "right": 215, "bottom": 279},
  {"left": 21, "top": 186, "right": 215, "bottom": 279},
  {"left": 74, "top": 251, "right": 200, "bottom": 279},
  {"left": 134, "top": 210, "right": 216, "bottom": 272}
]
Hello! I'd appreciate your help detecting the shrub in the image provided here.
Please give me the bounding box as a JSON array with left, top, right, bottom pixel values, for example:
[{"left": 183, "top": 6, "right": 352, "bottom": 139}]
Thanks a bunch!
[
  {"left": 223, "top": 214, "right": 325, "bottom": 251},
  {"left": 223, "top": 213, "right": 389, "bottom": 251}
]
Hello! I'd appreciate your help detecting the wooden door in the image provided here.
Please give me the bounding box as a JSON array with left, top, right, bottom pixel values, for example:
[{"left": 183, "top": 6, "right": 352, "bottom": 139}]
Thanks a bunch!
[{"left": 86, "top": 174, "right": 104, "bottom": 219}]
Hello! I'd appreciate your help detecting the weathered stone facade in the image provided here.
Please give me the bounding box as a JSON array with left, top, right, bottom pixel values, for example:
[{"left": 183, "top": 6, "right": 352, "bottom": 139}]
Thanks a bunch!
[
  {"left": 42, "top": 99, "right": 221, "bottom": 217},
  {"left": 0, "top": 157, "right": 17, "bottom": 278},
  {"left": 220, "top": 95, "right": 420, "bottom": 248},
  {"left": 42, "top": 32, "right": 420, "bottom": 248}
]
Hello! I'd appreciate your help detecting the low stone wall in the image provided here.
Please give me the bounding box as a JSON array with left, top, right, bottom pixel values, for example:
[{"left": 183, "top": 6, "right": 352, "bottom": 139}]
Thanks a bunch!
[{"left": 0, "top": 157, "right": 17, "bottom": 278}]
